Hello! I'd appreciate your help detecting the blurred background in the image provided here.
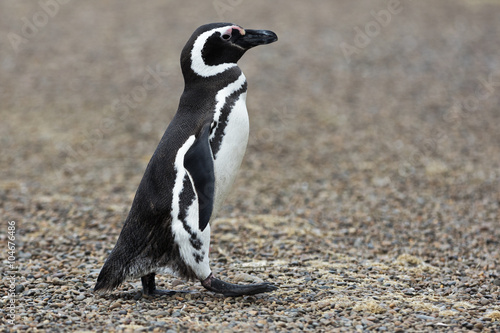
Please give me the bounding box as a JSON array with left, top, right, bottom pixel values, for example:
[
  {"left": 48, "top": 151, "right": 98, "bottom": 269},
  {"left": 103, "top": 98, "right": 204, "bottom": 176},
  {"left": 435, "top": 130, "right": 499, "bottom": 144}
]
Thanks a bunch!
[
  {"left": 1, "top": 0, "right": 499, "bottom": 329},
  {"left": 2, "top": 0, "right": 499, "bottom": 231},
  {"left": 2, "top": 0, "right": 500, "bottom": 267}
]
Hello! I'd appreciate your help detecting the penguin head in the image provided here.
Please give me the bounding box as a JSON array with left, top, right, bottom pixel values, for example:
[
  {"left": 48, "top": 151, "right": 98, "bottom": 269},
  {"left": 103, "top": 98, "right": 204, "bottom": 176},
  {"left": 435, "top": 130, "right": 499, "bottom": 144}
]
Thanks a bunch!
[{"left": 181, "top": 23, "right": 278, "bottom": 78}]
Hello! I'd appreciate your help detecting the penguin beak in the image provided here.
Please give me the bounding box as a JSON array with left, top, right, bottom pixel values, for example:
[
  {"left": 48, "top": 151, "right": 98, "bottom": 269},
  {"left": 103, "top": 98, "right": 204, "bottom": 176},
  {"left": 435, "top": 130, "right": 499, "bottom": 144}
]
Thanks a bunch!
[{"left": 234, "top": 29, "right": 278, "bottom": 49}]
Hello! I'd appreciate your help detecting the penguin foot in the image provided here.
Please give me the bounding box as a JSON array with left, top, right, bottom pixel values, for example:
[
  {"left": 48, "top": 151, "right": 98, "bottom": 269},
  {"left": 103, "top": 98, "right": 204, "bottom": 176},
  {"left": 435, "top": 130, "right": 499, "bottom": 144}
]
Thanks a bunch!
[
  {"left": 143, "top": 289, "right": 177, "bottom": 297},
  {"left": 201, "top": 273, "right": 278, "bottom": 297},
  {"left": 141, "top": 272, "right": 192, "bottom": 297}
]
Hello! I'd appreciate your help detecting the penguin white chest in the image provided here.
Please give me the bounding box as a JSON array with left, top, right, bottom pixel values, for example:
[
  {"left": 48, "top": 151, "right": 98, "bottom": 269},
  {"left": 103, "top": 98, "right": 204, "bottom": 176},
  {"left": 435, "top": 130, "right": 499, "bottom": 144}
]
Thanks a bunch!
[{"left": 212, "top": 92, "right": 249, "bottom": 218}]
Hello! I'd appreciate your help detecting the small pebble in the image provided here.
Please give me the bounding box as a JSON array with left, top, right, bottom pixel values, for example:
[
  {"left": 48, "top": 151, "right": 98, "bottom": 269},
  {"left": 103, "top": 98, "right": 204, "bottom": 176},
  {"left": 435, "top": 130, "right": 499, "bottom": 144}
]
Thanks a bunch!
[{"left": 415, "top": 314, "right": 435, "bottom": 321}]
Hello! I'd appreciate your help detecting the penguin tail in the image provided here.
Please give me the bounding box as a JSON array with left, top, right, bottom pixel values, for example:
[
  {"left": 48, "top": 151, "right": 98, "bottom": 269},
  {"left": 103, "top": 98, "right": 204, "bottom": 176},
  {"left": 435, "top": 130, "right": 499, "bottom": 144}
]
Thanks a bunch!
[{"left": 94, "top": 259, "right": 126, "bottom": 293}]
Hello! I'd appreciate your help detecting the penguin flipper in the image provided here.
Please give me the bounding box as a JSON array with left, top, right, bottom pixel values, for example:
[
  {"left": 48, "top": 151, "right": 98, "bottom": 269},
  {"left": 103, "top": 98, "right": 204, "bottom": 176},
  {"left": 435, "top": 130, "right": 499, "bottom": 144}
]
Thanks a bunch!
[{"left": 184, "top": 123, "right": 215, "bottom": 232}]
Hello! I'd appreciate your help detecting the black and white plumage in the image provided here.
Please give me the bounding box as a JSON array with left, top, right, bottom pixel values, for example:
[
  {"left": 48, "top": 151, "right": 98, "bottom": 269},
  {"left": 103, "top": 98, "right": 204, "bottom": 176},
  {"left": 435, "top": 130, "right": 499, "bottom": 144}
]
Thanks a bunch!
[{"left": 94, "top": 23, "right": 278, "bottom": 297}]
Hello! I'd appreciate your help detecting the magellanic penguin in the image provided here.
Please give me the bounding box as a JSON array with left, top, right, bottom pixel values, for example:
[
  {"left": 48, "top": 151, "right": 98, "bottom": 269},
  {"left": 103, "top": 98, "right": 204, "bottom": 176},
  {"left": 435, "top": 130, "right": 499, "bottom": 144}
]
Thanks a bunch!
[{"left": 94, "top": 23, "right": 278, "bottom": 297}]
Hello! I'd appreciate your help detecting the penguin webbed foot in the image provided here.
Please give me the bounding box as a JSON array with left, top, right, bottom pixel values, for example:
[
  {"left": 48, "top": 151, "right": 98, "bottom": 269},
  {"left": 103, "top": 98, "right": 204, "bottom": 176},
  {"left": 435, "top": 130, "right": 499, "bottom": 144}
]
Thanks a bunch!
[
  {"left": 201, "top": 273, "right": 278, "bottom": 297},
  {"left": 143, "top": 289, "right": 177, "bottom": 296}
]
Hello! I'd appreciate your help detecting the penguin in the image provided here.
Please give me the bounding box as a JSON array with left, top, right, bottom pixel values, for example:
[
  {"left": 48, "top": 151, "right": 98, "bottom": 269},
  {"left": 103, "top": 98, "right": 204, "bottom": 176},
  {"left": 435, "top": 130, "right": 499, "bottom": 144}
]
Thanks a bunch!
[{"left": 94, "top": 23, "right": 278, "bottom": 297}]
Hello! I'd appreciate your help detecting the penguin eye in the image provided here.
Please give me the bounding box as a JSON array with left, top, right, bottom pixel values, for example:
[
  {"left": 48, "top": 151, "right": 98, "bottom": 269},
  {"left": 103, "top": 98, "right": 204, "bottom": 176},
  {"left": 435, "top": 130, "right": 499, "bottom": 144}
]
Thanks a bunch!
[{"left": 221, "top": 33, "right": 231, "bottom": 41}]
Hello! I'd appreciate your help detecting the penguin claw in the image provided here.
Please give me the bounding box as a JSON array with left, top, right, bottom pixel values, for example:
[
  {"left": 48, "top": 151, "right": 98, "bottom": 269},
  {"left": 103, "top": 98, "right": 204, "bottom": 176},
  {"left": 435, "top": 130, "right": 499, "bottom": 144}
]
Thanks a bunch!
[{"left": 201, "top": 273, "right": 278, "bottom": 297}]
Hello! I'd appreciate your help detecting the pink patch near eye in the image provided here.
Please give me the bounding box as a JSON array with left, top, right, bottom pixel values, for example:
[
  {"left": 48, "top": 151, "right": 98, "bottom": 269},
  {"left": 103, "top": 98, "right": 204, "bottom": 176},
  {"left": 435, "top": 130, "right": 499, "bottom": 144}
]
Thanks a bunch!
[
  {"left": 222, "top": 25, "right": 245, "bottom": 37},
  {"left": 231, "top": 25, "right": 246, "bottom": 35}
]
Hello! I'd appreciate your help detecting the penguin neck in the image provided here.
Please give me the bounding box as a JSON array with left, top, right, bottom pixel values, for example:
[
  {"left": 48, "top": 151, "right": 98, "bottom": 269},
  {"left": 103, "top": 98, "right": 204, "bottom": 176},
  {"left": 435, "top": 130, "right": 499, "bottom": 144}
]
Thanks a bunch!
[
  {"left": 181, "top": 65, "right": 243, "bottom": 89},
  {"left": 179, "top": 66, "right": 245, "bottom": 113}
]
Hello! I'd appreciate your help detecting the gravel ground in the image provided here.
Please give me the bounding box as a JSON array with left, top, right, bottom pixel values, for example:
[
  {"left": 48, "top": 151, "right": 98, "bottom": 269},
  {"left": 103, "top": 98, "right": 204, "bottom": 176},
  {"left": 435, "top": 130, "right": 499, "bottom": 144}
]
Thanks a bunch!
[{"left": 1, "top": 0, "right": 500, "bottom": 332}]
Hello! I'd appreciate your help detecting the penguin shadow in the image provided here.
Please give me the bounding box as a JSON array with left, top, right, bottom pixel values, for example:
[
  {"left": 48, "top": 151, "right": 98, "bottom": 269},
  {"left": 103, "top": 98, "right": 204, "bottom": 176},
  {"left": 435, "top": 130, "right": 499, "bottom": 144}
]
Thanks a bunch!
[
  {"left": 94, "top": 287, "right": 202, "bottom": 302},
  {"left": 92, "top": 288, "right": 144, "bottom": 301}
]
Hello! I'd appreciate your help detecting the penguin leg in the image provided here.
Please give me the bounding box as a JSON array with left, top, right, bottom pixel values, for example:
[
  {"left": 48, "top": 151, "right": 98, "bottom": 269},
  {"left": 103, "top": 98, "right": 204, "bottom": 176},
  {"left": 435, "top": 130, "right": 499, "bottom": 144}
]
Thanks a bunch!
[
  {"left": 141, "top": 273, "right": 176, "bottom": 296},
  {"left": 201, "top": 273, "right": 278, "bottom": 297},
  {"left": 141, "top": 273, "right": 194, "bottom": 296}
]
